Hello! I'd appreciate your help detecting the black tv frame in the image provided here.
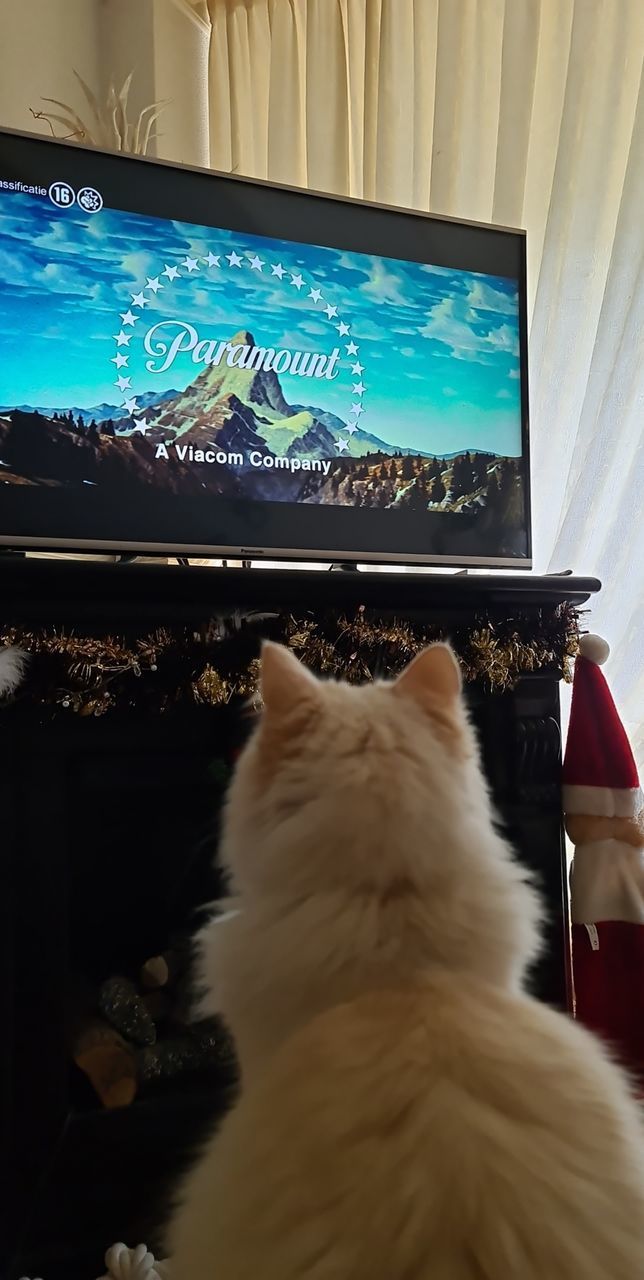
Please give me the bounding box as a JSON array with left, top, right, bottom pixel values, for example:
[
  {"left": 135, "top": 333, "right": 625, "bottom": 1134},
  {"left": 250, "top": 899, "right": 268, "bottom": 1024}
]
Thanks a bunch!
[{"left": 0, "top": 128, "right": 532, "bottom": 568}]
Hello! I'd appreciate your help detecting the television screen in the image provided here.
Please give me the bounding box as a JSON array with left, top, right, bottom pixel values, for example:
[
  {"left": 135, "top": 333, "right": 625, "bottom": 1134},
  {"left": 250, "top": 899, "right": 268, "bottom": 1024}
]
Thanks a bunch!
[{"left": 0, "top": 129, "right": 531, "bottom": 567}]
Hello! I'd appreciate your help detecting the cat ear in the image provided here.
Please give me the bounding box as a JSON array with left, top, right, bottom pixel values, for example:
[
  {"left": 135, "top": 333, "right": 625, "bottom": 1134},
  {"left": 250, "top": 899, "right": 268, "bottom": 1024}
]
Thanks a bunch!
[
  {"left": 260, "top": 641, "right": 319, "bottom": 714},
  {"left": 394, "top": 643, "right": 462, "bottom": 706}
]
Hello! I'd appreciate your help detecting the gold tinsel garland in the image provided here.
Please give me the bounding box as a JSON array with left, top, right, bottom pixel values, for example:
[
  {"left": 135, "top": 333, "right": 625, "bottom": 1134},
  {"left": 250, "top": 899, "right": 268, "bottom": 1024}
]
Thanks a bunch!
[{"left": 0, "top": 603, "right": 580, "bottom": 716}]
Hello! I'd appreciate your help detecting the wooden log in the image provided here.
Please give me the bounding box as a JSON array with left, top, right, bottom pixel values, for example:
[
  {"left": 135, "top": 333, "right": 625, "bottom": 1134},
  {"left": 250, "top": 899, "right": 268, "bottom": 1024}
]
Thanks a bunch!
[{"left": 73, "top": 1020, "right": 137, "bottom": 1109}]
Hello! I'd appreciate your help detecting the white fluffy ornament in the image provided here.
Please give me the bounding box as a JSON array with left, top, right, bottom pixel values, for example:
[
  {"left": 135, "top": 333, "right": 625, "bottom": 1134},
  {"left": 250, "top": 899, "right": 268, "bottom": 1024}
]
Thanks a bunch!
[
  {"left": 0, "top": 646, "right": 27, "bottom": 698},
  {"left": 100, "top": 1243, "right": 171, "bottom": 1280},
  {"left": 578, "top": 634, "right": 610, "bottom": 666}
]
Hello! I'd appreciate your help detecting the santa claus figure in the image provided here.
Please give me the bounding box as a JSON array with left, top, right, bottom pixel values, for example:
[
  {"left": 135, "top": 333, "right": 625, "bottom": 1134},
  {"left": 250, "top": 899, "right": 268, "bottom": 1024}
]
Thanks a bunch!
[{"left": 564, "top": 634, "right": 644, "bottom": 1088}]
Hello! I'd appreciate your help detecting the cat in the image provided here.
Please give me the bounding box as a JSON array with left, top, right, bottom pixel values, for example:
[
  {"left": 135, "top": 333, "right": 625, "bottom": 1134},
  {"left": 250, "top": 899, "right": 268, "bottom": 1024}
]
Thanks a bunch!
[{"left": 167, "top": 641, "right": 644, "bottom": 1279}]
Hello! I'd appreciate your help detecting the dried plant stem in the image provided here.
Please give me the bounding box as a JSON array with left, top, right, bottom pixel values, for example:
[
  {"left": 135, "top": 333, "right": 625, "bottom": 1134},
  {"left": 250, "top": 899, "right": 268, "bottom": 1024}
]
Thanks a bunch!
[{"left": 30, "top": 71, "right": 167, "bottom": 155}]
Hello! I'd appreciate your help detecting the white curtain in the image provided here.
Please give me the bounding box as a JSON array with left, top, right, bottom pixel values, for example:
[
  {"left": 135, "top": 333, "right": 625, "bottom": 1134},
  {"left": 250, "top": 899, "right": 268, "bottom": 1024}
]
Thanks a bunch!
[
  {"left": 168, "top": 0, "right": 644, "bottom": 756},
  {"left": 3, "top": 0, "right": 643, "bottom": 753}
]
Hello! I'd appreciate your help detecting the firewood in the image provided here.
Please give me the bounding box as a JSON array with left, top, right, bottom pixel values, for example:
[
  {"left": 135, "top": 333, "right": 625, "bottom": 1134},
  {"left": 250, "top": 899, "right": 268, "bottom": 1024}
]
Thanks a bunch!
[{"left": 73, "top": 1020, "right": 137, "bottom": 1109}]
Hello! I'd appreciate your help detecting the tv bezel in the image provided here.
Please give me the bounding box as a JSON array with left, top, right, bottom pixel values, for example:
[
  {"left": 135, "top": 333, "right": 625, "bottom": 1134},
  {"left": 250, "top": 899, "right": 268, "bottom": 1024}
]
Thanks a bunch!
[{"left": 0, "top": 127, "right": 532, "bottom": 569}]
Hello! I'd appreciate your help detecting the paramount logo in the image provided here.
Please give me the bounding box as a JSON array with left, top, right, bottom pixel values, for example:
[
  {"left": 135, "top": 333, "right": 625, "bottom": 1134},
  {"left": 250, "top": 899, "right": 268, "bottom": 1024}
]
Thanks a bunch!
[{"left": 144, "top": 320, "right": 341, "bottom": 381}]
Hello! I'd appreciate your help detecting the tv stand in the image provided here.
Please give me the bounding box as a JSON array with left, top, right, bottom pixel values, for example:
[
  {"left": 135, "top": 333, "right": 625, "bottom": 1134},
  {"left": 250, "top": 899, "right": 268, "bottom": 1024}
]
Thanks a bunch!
[{"left": 0, "top": 556, "right": 599, "bottom": 1280}]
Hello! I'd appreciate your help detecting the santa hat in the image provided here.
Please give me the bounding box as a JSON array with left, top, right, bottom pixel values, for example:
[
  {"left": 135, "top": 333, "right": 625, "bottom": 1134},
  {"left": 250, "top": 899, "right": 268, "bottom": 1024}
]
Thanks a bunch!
[
  {"left": 565, "top": 634, "right": 644, "bottom": 1089},
  {"left": 563, "top": 633, "right": 642, "bottom": 820}
]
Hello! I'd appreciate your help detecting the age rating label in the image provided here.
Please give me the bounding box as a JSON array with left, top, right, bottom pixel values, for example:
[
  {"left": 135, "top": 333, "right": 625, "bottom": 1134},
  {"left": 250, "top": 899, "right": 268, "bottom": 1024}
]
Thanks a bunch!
[{"left": 48, "top": 180, "right": 75, "bottom": 209}]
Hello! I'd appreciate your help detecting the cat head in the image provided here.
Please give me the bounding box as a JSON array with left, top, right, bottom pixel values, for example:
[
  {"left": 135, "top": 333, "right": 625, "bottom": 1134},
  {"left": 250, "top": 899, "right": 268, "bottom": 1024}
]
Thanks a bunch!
[
  {"left": 220, "top": 642, "right": 495, "bottom": 902},
  {"left": 213, "top": 642, "right": 542, "bottom": 1010}
]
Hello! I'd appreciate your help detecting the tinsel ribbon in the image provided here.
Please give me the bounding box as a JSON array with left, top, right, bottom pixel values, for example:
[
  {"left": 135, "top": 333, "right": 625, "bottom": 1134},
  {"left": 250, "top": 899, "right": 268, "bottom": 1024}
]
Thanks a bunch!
[{"left": 0, "top": 603, "right": 580, "bottom": 716}]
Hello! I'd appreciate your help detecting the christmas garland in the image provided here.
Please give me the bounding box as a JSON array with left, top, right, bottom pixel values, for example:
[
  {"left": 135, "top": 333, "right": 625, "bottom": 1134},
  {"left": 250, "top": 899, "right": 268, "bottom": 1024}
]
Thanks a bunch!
[{"left": 0, "top": 602, "right": 581, "bottom": 716}]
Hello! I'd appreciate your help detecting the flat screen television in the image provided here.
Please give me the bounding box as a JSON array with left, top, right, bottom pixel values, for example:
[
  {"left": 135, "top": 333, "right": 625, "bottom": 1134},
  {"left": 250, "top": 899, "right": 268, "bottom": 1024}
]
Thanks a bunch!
[{"left": 0, "top": 129, "right": 531, "bottom": 567}]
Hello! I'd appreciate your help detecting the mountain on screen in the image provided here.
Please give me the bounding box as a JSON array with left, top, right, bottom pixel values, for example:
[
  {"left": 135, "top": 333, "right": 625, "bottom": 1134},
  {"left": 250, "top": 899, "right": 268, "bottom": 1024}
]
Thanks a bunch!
[{"left": 139, "top": 330, "right": 426, "bottom": 462}]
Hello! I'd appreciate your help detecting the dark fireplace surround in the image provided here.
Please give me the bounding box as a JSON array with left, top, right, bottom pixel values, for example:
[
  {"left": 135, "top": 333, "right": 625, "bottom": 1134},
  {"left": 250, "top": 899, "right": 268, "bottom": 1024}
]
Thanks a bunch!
[{"left": 0, "top": 558, "right": 599, "bottom": 1280}]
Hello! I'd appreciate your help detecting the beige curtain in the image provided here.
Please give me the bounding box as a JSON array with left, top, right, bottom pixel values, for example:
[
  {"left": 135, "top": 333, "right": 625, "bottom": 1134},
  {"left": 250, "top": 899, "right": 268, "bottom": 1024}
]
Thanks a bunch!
[{"left": 172, "top": 0, "right": 643, "bottom": 755}]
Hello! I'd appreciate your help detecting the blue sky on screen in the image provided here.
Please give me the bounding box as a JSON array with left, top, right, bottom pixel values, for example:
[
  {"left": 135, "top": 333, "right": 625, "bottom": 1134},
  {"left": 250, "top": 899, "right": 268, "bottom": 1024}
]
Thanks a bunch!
[{"left": 0, "top": 191, "right": 522, "bottom": 455}]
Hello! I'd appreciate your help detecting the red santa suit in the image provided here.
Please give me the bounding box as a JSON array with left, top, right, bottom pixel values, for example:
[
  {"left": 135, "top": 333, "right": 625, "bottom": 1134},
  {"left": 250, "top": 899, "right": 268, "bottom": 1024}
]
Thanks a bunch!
[{"left": 564, "top": 634, "right": 644, "bottom": 1088}]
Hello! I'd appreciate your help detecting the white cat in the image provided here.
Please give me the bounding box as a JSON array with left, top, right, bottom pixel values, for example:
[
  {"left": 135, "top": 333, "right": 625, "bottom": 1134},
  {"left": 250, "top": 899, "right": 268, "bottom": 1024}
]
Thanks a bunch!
[{"left": 168, "top": 642, "right": 644, "bottom": 1279}]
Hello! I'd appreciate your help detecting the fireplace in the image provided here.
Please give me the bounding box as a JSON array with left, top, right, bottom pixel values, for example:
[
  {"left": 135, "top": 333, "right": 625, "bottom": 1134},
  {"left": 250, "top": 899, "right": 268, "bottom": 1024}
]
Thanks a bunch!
[{"left": 0, "top": 558, "right": 598, "bottom": 1280}]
